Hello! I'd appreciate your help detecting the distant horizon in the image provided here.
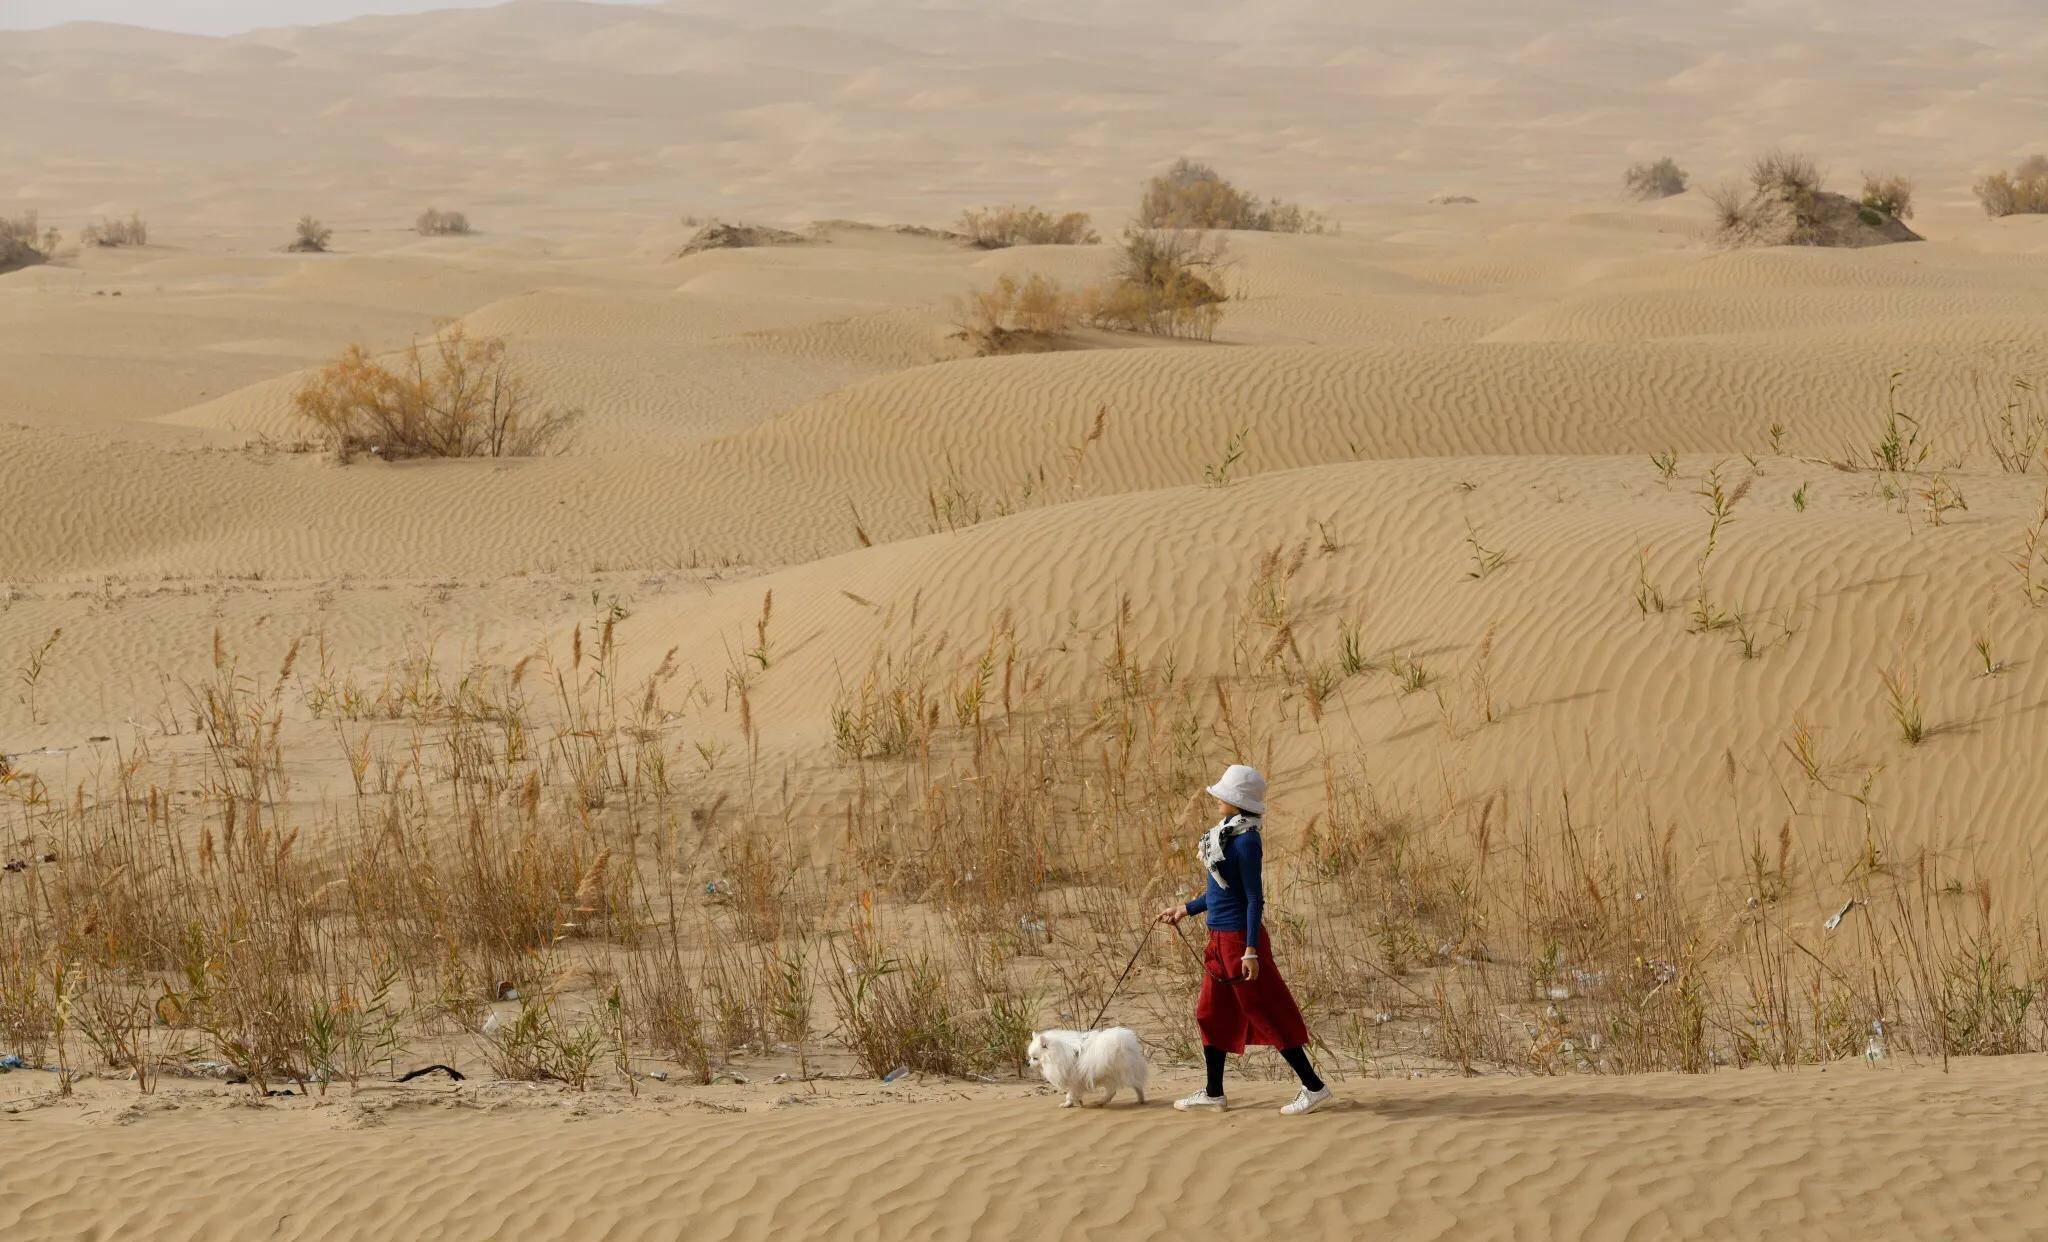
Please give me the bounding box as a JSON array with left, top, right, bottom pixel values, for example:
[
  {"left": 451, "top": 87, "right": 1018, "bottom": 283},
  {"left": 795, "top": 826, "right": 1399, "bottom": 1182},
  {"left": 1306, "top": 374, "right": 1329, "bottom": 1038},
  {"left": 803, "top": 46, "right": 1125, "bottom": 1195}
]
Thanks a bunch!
[{"left": 0, "top": 0, "right": 658, "bottom": 36}]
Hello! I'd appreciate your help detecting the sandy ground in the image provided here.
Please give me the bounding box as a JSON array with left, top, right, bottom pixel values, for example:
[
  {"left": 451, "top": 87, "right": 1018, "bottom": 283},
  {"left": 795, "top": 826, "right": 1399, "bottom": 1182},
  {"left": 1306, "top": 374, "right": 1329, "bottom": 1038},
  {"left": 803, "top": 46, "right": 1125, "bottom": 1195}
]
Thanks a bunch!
[
  {"left": 9, "top": 3, "right": 2048, "bottom": 1239},
  {"left": 6, "top": 1057, "right": 2048, "bottom": 1241},
  {"left": 8, "top": 205, "right": 2048, "bottom": 890}
]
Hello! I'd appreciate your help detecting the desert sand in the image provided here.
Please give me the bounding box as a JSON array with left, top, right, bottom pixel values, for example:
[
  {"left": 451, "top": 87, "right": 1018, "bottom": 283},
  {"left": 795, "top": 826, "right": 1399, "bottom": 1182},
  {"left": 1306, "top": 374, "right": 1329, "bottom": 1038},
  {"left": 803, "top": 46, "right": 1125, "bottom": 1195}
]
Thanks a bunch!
[
  {"left": 7, "top": 2, "right": 2048, "bottom": 1239},
  {"left": 9, "top": 1057, "right": 2048, "bottom": 1241}
]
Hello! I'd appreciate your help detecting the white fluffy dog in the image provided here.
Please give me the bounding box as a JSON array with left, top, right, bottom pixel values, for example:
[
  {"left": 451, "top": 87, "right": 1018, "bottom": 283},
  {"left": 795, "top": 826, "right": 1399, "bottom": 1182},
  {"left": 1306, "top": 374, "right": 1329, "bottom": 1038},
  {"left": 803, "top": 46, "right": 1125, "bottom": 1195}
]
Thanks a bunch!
[{"left": 1026, "top": 1028, "right": 1148, "bottom": 1108}]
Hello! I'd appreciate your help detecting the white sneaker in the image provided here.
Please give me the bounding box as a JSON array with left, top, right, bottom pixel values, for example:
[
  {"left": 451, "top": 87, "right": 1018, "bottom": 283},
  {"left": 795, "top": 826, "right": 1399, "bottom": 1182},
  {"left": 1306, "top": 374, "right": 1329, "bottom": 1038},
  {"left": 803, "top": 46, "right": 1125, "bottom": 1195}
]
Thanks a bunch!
[
  {"left": 1280, "top": 1085, "right": 1333, "bottom": 1115},
  {"left": 1173, "top": 1090, "right": 1227, "bottom": 1112}
]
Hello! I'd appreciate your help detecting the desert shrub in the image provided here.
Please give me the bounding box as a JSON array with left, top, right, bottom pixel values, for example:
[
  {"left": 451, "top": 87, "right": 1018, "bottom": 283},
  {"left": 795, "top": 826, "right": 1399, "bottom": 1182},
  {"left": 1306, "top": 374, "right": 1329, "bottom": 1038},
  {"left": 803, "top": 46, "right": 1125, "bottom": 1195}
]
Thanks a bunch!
[
  {"left": 0, "top": 212, "right": 59, "bottom": 273},
  {"left": 415, "top": 207, "right": 472, "bottom": 236},
  {"left": 1137, "top": 158, "right": 1328, "bottom": 233},
  {"left": 1082, "top": 227, "right": 1229, "bottom": 340},
  {"left": 1140, "top": 158, "right": 1252, "bottom": 229},
  {"left": 949, "top": 272, "right": 1081, "bottom": 354},
  {"left": 1975, "top": 156, "right": 2048, "bottom": 218},
  {"left": 288, "top": 216, "right": 333, "bottom": 253},
  {"left": 957, "top": 206, "right": 1098, "bottom": 249},
  {"left": 1624, "top": 157, "right": 1689, "bottom": 200},
  {"left": 1750, "top": 149, "right": 1823, "bottom": 197},
  {"left": 81, "top": 213, "right": 148, "bottom": 247},
  {"left": 1860, "top": 172, "right": 1915, "bottom": 220},
  {"left": 292, "top": 324, "right": 581, "bottom": 460}
]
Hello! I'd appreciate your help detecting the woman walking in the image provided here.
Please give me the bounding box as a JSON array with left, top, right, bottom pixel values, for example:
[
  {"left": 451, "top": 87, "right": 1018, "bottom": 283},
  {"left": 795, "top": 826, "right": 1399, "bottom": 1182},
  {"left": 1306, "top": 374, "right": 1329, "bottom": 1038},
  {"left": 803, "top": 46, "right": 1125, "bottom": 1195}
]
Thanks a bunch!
[{"left": 1158, "top": 764, "right": 1332, "bottom": 1115}]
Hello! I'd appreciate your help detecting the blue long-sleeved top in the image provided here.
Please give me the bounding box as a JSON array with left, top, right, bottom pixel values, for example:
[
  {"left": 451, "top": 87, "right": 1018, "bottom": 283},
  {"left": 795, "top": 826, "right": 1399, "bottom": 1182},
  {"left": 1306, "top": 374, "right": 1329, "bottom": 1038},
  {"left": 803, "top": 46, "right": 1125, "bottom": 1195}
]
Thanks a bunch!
[{"left": 1184, "top": 823, "right": 1264, "bottom": 947}]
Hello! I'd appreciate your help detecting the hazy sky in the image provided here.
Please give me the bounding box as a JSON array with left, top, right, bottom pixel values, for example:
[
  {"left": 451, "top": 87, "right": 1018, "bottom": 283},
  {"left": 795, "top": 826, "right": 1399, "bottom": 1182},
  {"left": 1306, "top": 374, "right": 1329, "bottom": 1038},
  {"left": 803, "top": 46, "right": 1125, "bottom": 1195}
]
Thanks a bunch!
[{"left": 0, "top": 0, "right": 650, "bottom": 35}]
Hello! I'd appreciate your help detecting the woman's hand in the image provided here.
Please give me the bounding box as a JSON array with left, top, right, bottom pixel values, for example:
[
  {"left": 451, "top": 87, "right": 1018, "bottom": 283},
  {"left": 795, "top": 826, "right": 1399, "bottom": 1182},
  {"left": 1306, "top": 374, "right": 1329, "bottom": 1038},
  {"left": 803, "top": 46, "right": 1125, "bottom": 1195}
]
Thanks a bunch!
[
  {"left": 1156, "top": 906, "right": 1186, "bottom": 926},
  {"left": 1240, "top": 950, "right": 1260, "bottom": 981}
]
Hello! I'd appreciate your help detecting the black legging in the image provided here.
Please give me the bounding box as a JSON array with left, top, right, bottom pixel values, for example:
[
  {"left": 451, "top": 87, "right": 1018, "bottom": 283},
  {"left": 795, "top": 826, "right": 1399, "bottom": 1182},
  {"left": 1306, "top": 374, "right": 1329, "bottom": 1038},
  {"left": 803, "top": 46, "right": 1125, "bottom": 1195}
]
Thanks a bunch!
[{"left": 1204, "top": 1044, "right": 1323, "bottom": 1097}]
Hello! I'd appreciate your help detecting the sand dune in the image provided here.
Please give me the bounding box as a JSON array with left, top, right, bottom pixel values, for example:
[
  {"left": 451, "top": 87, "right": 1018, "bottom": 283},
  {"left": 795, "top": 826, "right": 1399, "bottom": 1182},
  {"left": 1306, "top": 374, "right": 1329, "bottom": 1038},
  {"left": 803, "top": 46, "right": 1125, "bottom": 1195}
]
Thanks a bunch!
[
  {"left": 8, "top": 448, "right": 2045, "bottom": 899},
  {"left": 9, "top": 4, "right": 2048, "bottom": 1239},
  {"left": 6, "top": 1058, "right": 2048, "bottom": 1241},
  {"left": 12, "top": 211, "right": 2048, "bottom": 585}
]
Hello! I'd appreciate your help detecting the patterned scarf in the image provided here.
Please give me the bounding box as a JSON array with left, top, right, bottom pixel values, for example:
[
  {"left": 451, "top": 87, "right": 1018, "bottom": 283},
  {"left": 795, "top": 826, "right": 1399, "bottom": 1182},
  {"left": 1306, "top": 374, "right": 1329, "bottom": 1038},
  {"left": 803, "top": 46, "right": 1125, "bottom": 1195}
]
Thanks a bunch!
[{"left": 1197, "top": 813, "right": 1260, "bottom": 888}]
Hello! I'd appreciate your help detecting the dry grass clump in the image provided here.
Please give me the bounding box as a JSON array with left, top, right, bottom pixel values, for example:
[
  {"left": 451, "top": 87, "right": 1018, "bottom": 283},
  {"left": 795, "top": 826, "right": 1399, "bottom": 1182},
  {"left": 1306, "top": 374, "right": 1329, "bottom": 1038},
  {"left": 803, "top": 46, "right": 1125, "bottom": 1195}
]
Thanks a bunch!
[
  {"left": 957, "top": 206, "right": 1098, "bottom": 249},
  {"left": 1137, "top": 158, "right": 1328, "bottom": 234},
  {"left": 1703, "top": 182, "right": 1749, "bottom": 232},
  {"left": 0, "top": 212, "right": 60, "bottom": 273},
  {"left": 1859, "top": 172, "right": 1915, "bottom": 221},
  {"left": 415, "top": 207, "right": 473, "bottom": 236},
  {"left": 949, "top": 272, "right": 1083, "bottom": 355},
  {"left": 288, "top": 216, "right": 334, "bottom": 253},
  {"left": 828, "top": 915, "right": 1035, "bottom": 1078},
  {"left": 1974, "top": 155, "right": 2048, "bottom": 218},
  {"left": 81, "top": 213, "right": 148, "bottom": 247},
  {"left": 292, "top": 323, "right": 582, "bottom": 460},
  {"left": 1624, "top": 157, "right": 1689, "bottom": 200}
]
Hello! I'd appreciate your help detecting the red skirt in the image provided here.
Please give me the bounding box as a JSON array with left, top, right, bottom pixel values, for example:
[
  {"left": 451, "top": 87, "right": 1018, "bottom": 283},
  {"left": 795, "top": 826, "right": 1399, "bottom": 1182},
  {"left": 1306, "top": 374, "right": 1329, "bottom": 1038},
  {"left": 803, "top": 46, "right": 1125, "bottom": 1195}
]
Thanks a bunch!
[{"left": 1195, "top": 928, "right": 1311, "bottom": 1054}]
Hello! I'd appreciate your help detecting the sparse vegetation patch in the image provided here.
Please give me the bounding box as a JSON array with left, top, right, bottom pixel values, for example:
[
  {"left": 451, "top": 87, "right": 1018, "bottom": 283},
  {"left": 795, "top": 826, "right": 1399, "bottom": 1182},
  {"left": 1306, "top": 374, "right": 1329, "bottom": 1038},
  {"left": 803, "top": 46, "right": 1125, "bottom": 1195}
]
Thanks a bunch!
[
  {"left": 950, "top": 273, "right": 1081, "bottom": 355},
  {"left": 1859, "top": 172, "right": 1915, "bottom": 221},
  {"left": 415, "top": 207, "right": 472, "bottom": 236},
  {"left": 0, "top": 212, "right": 60, "bottom": 272},
  {"left": 288, "top": 216, "right": 334, "bottom": 253},
  {"left": 957, "top": 206, "right": 1098, "bottom": 249},
  {"left": 1975, "top": 156, "right": 2048, "bottom": 218},
  {"left": 1138, "top": 158, "right": 1328, "bottom": 233},
  {"left": 678, "top": 221, "right": 810, "bottom": 256},
  {"left": 1624, "top": 157, "right": 1689, "bottom": 200},
  {"left": 1709, "top": 151, "right": 1921, "bottom": 248},
  {"left": 81, "top": 213, "right": 148, "bottom": 247}
]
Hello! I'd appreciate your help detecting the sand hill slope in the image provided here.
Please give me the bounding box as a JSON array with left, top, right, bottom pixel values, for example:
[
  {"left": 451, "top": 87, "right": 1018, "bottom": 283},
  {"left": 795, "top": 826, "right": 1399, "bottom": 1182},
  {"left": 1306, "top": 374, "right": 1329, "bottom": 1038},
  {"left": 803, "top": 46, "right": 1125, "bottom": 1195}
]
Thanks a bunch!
[{"left": 7, "top": 200, "right": 2048, "bottom": 893}]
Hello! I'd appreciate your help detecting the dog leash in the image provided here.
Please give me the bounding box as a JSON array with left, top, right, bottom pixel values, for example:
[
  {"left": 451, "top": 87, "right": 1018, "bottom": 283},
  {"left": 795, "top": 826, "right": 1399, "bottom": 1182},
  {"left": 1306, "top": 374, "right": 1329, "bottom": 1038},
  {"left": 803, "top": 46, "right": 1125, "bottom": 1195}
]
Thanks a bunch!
[
  {"left": 1171, "top": 919, "right": 1242, "bottom": 985},
  {"left": 1087, "top": 923, "right": 1158, "bottom": 1031},
  {"left": 1085, "top": 916, "right": 1250, "bottom": 1031}
]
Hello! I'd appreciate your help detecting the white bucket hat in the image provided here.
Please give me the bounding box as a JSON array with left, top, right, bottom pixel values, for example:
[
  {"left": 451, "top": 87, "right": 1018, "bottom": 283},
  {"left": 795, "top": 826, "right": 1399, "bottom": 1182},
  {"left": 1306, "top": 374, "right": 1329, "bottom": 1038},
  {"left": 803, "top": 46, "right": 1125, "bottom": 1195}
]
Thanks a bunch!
[{"left": 1206, "top": 764, "right": 1267, "bottom": 815}]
